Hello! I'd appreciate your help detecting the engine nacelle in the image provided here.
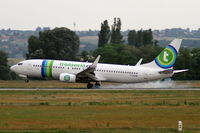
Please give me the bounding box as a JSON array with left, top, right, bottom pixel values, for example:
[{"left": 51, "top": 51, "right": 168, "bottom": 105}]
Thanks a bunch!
[{"left": 59, "top": 73, "right": 76, "bottom": 82}]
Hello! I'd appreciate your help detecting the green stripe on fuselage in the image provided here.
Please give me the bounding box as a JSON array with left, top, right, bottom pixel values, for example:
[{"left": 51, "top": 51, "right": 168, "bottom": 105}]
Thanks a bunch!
[
  {"left": 49, "top": 60, "right": 54, "bottom": 77},
  {"left": 46, "top": 60, "right": 54, "bottom": 78}
]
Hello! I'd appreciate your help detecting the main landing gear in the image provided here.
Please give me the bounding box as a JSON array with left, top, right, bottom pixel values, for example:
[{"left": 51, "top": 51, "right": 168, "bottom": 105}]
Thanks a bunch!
[
  {"left": 25, "top": 79, "right": 29, "bottom": 83},
  {"left": 87, "top": 82, "right": 101, "bottom": 89}
]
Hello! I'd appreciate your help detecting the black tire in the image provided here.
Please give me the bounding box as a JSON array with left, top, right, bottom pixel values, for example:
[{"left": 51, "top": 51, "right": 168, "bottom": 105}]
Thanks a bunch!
[
  {"left": 95, "top": 82, "right": 101, "bottom": 88},
  {"left": 87, "top": 83, "right": 93, "bottom": 89},
  {"left": 25, "top": 79, "right": 29, "bottom": 83}
]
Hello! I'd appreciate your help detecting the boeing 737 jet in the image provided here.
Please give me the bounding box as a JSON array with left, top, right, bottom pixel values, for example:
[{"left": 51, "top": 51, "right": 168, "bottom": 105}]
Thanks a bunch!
[{"left": 10, "top": 39, "right": 187, "bottom": 89}]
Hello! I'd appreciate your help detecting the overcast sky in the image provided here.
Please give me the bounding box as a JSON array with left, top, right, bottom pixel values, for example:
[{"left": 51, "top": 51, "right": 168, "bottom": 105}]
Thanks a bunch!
[{"left": 0, "top": 0, "right": 199, "bottom": 30}]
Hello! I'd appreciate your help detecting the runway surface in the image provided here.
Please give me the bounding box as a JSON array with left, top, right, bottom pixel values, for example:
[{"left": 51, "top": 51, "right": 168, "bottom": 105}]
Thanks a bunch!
[{"left": 0, "top": 87, "right": 200, "bottom": 90}]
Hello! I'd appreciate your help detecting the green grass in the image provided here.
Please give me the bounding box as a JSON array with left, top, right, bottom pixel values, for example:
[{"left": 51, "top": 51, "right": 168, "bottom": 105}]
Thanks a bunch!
[
  {"left": 0, "top": 90, "right": 199, "bottom": 132},
  {"left": 0, "top": 80, "right": 86, "bottom": 88},
  {"left": 80, "top": 36, "right": 98, "bottom": 45},
  {"left": 0, "top": 80, "right": 199, "bottom": 89},
  {"left": 0, "top": 128, "right": 199, "bottom": 133}
]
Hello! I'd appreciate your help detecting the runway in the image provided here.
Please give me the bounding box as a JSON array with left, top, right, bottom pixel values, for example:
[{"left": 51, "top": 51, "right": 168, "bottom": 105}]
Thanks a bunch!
[
  {"left": 0, "top": 80, "right": 199, "bottom": 90},
  {"left": 0, "top": 87, "right": 200, "bottom": 90}
]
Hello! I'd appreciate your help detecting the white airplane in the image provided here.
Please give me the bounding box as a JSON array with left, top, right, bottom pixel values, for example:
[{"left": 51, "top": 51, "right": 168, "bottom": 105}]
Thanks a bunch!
[{"left": 10, "top": 39, "right": 187, "bottom": 89}]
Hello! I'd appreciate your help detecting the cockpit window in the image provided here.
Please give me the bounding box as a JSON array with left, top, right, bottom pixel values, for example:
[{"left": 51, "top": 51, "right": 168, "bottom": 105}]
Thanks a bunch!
[{"left": 18, "top": 63, "right": 23, "bottom": 65}]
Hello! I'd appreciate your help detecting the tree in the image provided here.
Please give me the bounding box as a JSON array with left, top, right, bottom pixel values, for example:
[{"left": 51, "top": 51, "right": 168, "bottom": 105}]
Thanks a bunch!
[
  {"left": 27, "top": 36, "right": 41, "bottom": 58},
  {"left": 190, "top": 48, "right": 200, "bottom": 79},
  {"left": 128, "top": 29, "right": 154, "bottom": 47},
  {"left": 128, "top": 30, "right": 137, "bottom": 46},
  {"left": 93, "top": 44, "right": 142, "bottom": 65},
  {"left": 174, "top": 48, "right": 192, "bottom": 80},
  {"left": 29, "top": 49, "right": 45, "bottom": 59},
  {"left": 81, "top": 50, "right": 89, "bottom": 61},
  {"left": 110, "top": 18, "right": 123, "bottom": 44},
  {"left": 0, "top": 51, "right": 7, "bottom": 66},
  {"left": 119, "top": 45, "right": 142, "bottom": 65},
  {"left": 0, "top": 51, "right": 9, "bottom": 80},
  {"left": 139, "top": 45, "right": 161, "bottom": 63},
  {"left": 93, "top": 44, "right": 119, "bottom": 64},
  {"left": 27, "top": 27, "right": 80, "bottom": 60},
  {"left": 142, "top": 29, "right": 153, "bottom": 45},
  {"left": 98, "top": 20, "right": 110, "bottom": 47},
  {"left": 136, "top": 30, "right": 143, "bottom": 47}
]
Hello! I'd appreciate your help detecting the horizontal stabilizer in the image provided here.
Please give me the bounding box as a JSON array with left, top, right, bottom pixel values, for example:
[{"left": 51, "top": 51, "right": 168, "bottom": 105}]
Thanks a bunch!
[
  {"left": 159, "top": 69, "right": 188, "bottom": 74},
  {"left": 174, "top": 69, "right": 188, "bottom": 73},
  {"left": 18, "top": 74, "right": 27, "bottom": 78}
]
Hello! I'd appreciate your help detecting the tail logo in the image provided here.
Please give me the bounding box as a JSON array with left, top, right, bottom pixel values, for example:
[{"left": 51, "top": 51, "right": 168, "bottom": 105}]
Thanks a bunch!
[{"left": 155, "top": 45, "right": 177, "bottom": 69}]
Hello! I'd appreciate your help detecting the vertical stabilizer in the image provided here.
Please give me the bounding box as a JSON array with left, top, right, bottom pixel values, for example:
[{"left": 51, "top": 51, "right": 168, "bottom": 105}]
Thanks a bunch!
[{"left": 141, "top": 39, "right": 182, "bottom": 70}]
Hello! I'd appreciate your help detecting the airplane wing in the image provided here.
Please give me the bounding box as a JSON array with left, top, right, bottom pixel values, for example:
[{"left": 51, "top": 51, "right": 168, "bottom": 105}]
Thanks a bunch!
[{"left": 76, "top": 55, "right": 101, "bottom": 82}]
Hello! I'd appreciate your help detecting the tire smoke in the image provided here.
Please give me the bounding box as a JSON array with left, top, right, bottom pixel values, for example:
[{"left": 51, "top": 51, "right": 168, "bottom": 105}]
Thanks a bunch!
[{"left": 103, "top": 79, "right": 191, "bottom": 89}]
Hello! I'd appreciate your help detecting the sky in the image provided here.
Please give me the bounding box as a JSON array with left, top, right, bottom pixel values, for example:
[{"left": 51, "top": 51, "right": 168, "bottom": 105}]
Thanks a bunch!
[{"left": 0, "top": 0, "right": 200, "bottom": 30}]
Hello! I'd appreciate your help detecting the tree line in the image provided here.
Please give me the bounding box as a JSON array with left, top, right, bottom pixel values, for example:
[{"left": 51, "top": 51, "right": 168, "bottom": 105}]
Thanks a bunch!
[
  {"left": 27, "top": 27, "right": 79, "bottom": 60},
  {"left": 98, "top": 18, "right": 155, "bottom": 48},
  {"left": 0, "top": 51, "right": 17, "bottom": 80}
]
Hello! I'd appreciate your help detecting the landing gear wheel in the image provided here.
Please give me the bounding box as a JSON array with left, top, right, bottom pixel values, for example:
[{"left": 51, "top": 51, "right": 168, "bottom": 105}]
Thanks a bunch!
[
  {"left": 95, "top": 82, "right": 101, "bottom": 88},
  {"left": 87, "top": 83, "right": 93, "bottom": 89},
  {"left": 25, "top": 79, "right": 29, "bottom": 83}
]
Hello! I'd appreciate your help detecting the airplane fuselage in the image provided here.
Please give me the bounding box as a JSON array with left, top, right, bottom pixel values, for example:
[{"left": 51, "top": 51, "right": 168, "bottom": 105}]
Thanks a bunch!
[{"left": 12, "top": 59, "right": 172, "bottom": 83}]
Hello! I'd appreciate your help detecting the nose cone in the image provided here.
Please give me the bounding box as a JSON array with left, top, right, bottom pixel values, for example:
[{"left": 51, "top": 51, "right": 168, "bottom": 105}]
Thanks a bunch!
[{"left": 10, "top": 65, "right": 16, "bottom": 72}]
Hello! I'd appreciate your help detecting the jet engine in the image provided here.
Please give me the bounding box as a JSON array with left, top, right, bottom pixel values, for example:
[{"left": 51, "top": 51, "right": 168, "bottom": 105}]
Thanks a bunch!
[{"left": 59, "top": 73, "right": 76, "bottom": 82}]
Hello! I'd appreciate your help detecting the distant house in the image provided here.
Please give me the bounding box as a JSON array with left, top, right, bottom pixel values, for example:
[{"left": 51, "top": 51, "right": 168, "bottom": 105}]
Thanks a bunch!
[{"left": 0, "top": 35, "right": 10, "bottom": 42}]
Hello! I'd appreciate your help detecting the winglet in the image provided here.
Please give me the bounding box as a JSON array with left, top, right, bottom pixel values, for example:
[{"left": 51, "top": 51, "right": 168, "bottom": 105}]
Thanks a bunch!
[
  {"left": 136, "top": 58, "right": 143, "bottom": 66},
  {"left": 90, "top": 55, "right": 101, "bottom": 68}
]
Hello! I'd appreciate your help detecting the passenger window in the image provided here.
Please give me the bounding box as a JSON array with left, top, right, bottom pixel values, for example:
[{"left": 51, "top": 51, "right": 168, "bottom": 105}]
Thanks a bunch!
[{"left": 18, "top": 63, "right": 23, "bottom": 65}]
